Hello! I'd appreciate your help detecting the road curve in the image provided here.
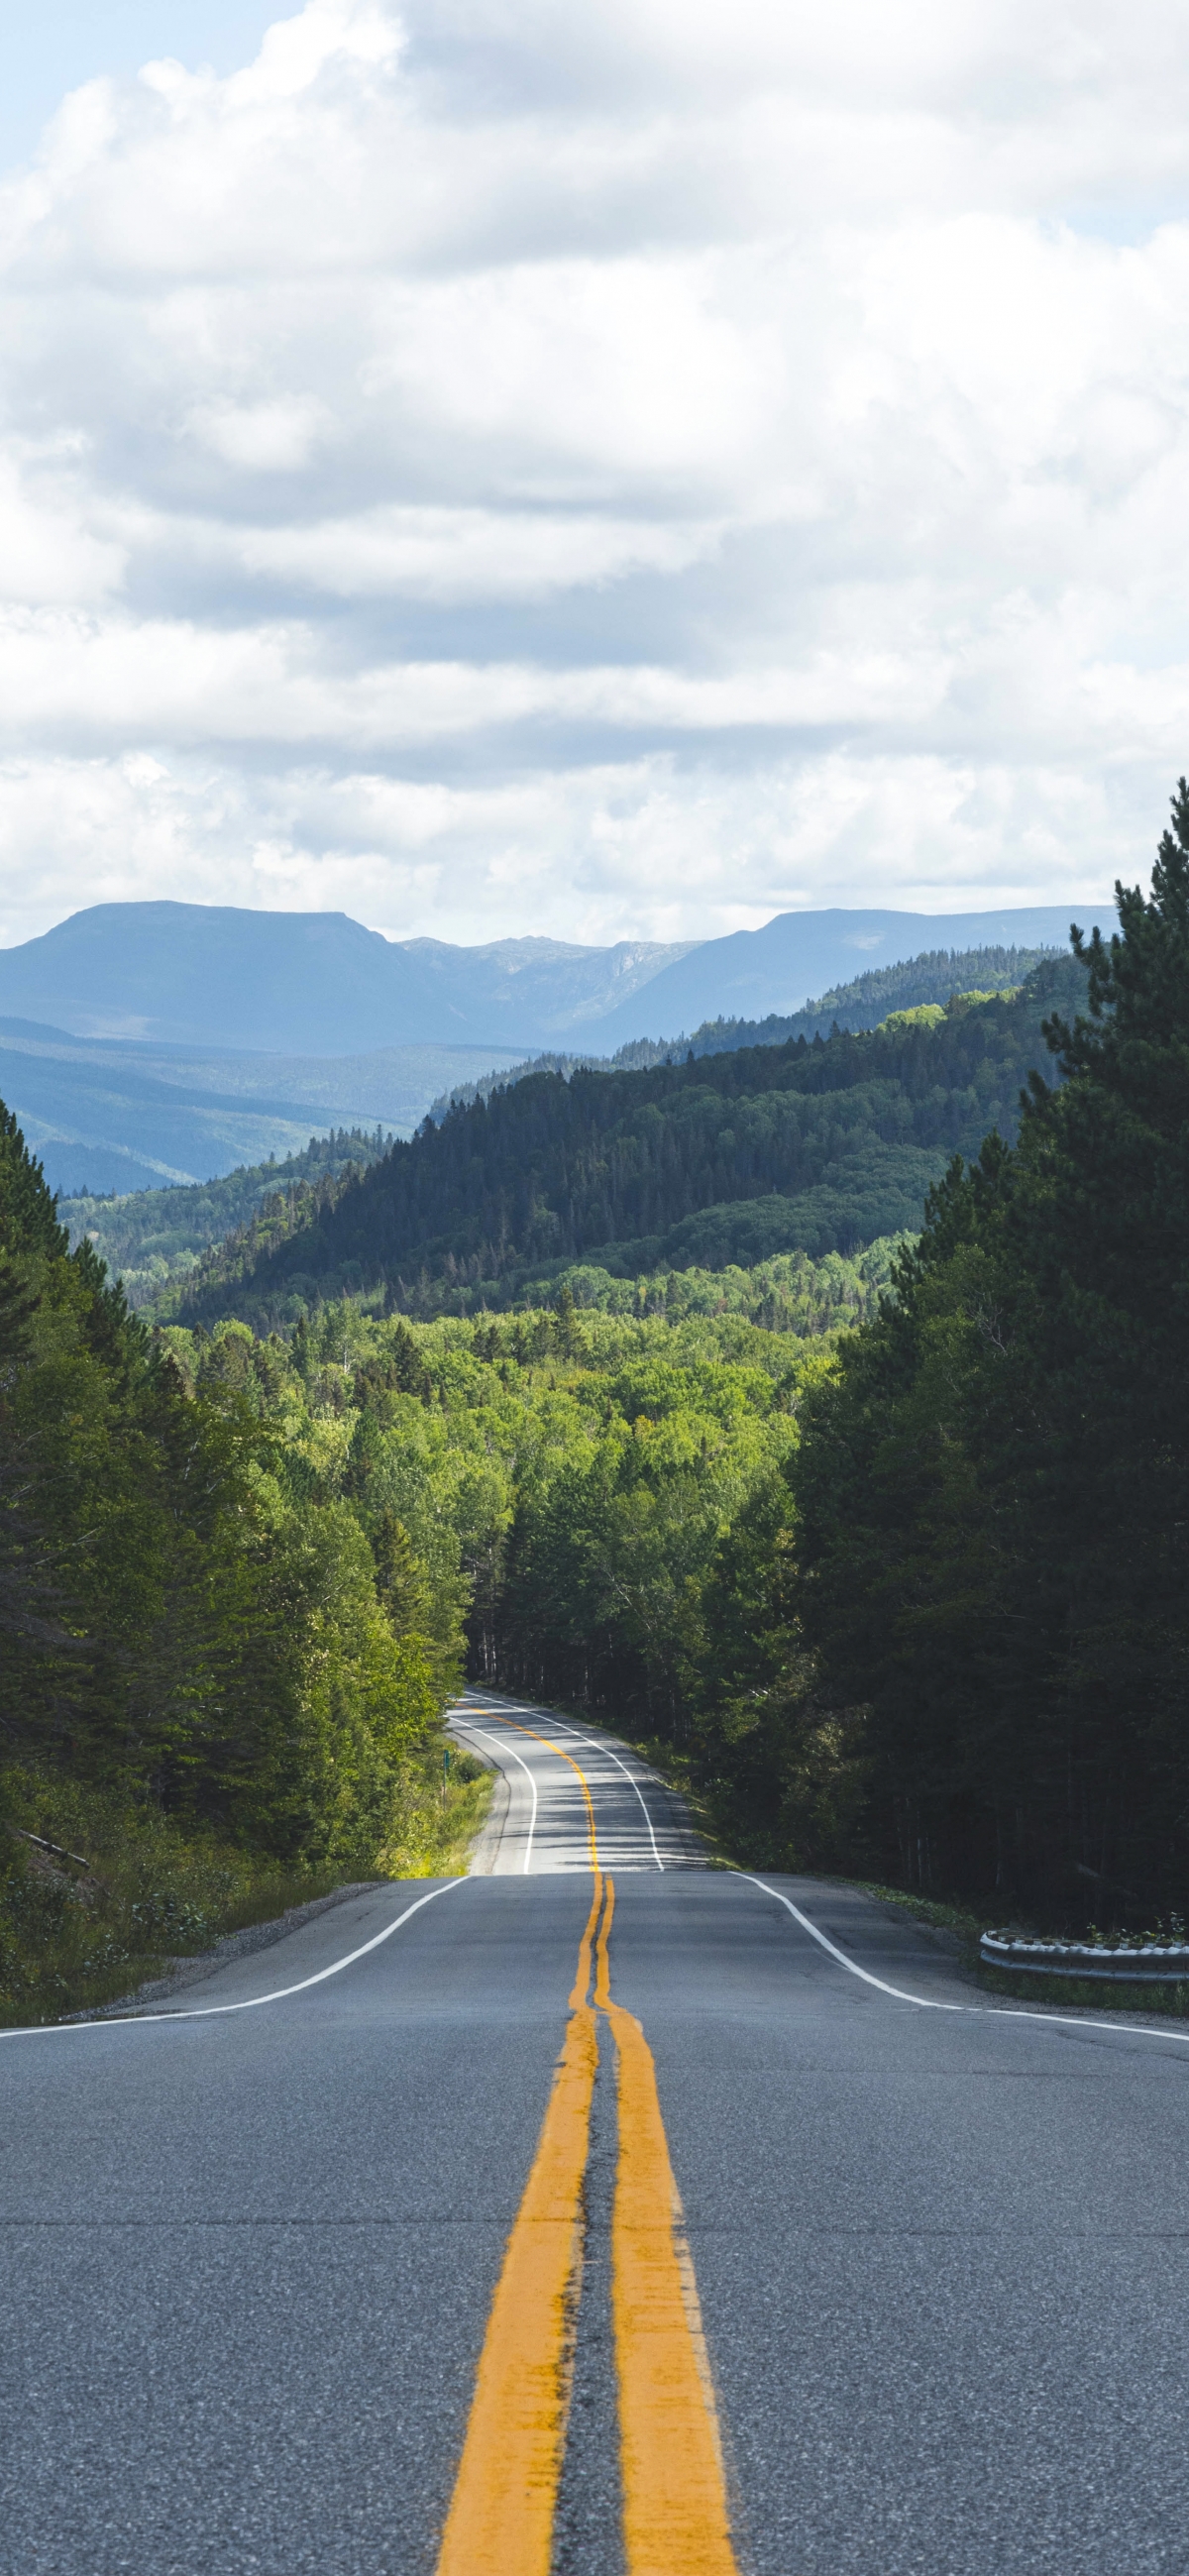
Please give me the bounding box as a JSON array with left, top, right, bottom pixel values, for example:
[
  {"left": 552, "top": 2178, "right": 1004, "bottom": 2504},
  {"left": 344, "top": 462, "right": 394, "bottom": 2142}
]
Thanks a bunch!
[
  {"left": 3, "top": 1700, "right": 1189, "bottom": 2574},
  {"left": 449, "top": 1687, "right": 706, "bottom": 1874}
]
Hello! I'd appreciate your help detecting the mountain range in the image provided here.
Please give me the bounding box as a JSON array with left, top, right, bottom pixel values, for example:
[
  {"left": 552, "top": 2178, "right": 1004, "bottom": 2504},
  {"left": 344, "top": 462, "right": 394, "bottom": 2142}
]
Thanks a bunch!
[
  {"left": 0, "top": 904, "right": 694, "bottom": 1053},
  {"left": 0, "top": 899, "right": 1115, "bottom": 1055},
  {"left": 569, "top": 905, "right": 1116, "bottom": 1051},
  {"left": 0, "top": 896, "right": 1118, "bottom": 1195}
]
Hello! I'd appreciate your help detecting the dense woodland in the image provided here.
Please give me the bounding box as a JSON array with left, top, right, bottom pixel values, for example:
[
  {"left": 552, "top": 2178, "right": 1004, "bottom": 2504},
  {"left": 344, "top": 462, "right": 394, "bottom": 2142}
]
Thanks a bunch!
[
  {"left": 178, "top": 956, "right": 1087, "bottom": 1324},
  {"left": 63, "top": 1127, "right": 390, "bottom": 1308},
  {"left": 0, "top": 1123, "right": 470, "bottom": 2017},
  {"left": 791, "top": 805, "right": 1189, "bottom": 1916},
  {"left": 3, "top": 798, "right": 1187, "bottom": 2000}
]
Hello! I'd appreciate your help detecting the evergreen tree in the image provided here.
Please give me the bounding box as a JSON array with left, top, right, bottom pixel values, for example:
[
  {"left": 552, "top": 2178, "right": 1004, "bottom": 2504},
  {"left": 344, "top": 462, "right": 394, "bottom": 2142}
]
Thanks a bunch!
[
  {"left": 372, "top": 1511, "right": 434, "bottom": 1640},
  {"left": 793, "top": 789, "right": 1189, "bottom": 1915}
]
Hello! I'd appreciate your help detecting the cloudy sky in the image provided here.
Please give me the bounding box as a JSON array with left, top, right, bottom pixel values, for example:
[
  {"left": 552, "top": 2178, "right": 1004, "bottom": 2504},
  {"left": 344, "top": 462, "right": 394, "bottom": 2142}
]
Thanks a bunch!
[{"left": 0, "top": 0, "right": 1187, "bottom": 950}]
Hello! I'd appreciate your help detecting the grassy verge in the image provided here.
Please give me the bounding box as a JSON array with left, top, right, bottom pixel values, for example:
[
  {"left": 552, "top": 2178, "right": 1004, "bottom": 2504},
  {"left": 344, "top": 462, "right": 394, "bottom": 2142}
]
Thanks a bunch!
[
  {"left": 976, "top": 1960, "right": 1189, "bottom": 2016},
  {"left": 0, "top": 1792, "right": 339, "bottom": 2029},
  {"left": 0, "top": 1743, "right": 492, "bottom": 2028},
  {"left": 378, "top": 1746, "right": 492, "bottom": 1878},
  {"left": 834, "top": 1881, "right": 984, "bottom": 1944}
]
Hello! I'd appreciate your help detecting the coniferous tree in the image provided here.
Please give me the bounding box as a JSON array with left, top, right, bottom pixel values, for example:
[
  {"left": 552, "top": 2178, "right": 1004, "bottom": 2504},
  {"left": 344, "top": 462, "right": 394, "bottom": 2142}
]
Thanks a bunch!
[{"left": 792, "top": 788, "right": 1189, "bottom": 1914}]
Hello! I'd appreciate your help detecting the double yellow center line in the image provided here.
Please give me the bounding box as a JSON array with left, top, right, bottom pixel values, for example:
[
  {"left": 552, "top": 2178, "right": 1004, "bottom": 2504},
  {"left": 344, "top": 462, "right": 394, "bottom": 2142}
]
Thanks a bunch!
[{"left": 436, "top": 1727, "right": 739, "bottom": 2576}]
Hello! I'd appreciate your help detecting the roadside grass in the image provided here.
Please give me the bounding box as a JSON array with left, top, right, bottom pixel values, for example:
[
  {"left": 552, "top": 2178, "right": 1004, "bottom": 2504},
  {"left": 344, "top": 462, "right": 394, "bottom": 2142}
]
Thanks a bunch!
[
  {"left": 976, "top": 1960, "right": 1189, "bottom": 2016},
  {"left": 836, "top": 1882, "right": 984, "bottom": 1945},
  {"left": 0, "top": 1741, "right": 492, "bottom": 2028},
  {"left": 0, "top": 1784, "right": 340, "bottom": 2029},
  {"left": 378, "top": 1746, "right": 492, "bottom": 1879}
]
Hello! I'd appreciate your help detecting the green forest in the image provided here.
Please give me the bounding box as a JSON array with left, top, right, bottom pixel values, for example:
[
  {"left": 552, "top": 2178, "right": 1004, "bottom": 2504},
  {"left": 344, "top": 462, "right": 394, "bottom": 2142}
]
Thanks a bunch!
[
  {"left": 0, "top": 1119, "right": 480, "bottom": 2021},
  {"left": 3, "top": 793, "right": 1188, "bottom": 2018},
  {"left": 791, "top": 804, "right": 1189, "bottom": 1921}
]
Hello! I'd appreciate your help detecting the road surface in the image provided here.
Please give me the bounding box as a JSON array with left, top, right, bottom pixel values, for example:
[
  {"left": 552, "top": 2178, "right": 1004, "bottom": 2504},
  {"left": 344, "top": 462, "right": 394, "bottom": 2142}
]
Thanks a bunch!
[{"left": 2, "top": 1687, "right": 1188, "bottom": 2574}]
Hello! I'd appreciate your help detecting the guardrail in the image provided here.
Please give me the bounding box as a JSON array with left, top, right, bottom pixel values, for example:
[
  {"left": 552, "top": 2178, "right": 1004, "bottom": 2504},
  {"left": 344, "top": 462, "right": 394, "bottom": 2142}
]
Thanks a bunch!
[{"left": 980, "top": 1933, "right": 1189, "bottom": 1983}]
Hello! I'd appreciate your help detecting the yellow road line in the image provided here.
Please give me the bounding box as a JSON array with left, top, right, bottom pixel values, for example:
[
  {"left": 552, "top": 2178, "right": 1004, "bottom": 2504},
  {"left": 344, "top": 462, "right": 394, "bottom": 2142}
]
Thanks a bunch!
[
  {"left": 569, "top": 1863, "right": 602, "bottom": 2013},
  {"left": 502, "top": 1717, "right": 602, "bottom": 1874},
  {"left": 597, "top": 1881, "right": 741, "bottom": 2576},
  {"left": 438, "top": 1722, "right": 738, "bottom": 2575},
  {"left": 434, "top": 1872, "right": 603, "bottom": 2576}
]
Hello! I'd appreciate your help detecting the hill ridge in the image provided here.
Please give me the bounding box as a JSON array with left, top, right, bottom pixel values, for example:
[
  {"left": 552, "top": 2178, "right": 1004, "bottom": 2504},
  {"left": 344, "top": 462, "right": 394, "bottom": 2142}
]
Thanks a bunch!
[{"left": 172, "top": 953, "right": 1089, "bottom": 1326}]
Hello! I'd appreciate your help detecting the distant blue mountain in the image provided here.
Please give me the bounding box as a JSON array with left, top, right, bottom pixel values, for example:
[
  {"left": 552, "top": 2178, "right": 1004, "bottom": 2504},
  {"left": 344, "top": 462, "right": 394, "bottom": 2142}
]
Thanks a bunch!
[
  {"left": 0, "top": 1019, "right": 528, "bottom": 1196},
  {"left": 0, "top": 1027, "right": 338, "bottom": 1194},
  {"left": 0, "top": 904, "right": 693, "bottom": 1054},
  {"left": 0, "top": 895, "right": 1120, "bottom": 1195},
  {"left": 583, "top": 905, "right": 1118, "bottom": 1051}
]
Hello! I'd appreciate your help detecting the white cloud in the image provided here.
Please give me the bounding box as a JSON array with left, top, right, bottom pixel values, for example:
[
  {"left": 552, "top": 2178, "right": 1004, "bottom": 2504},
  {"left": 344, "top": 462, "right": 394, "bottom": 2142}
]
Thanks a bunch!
[
  {"left": 235, "top": 503, "right": 723, "bottom": 598},
  {"left": 190, "top": 395, "right": 332, "bottom": 471},
  {"left": 0, "top": 449, "right": 124, "bottom": 603},
  {"left": 0, "top": 0, "right": 1187, "bottom": 949},
  {"left": 0, "top": 742, "right": 1140, "bottom": 962}
]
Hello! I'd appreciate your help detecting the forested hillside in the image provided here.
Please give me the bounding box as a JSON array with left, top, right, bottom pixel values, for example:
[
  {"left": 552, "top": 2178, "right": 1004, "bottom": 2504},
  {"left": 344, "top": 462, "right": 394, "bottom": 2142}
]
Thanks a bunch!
[
  {"left": 6, "top": 804, "right": 1185, "bottom": 1981},
  {"left": 3, "top": 1090, "right": 884, "bottom": 2018},
  {"left": 645, "top": 942, "right": 1056, "bottom": 1060},
  {"left": 430, "top": 941, "right": 1055, "bottom": 1115},
  {"left": 179, "top": 956, "right": 1086, "bottom": 1323},
  {"left": 152, "top": 805, "right": 1185, "bottom": 1932},
  {"left": 62, "top": 1127, "right": 390, "bottom": 1309}
]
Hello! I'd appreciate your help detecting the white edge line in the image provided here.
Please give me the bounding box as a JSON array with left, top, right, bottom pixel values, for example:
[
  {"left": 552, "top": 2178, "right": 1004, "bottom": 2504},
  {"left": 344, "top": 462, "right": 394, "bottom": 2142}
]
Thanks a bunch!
[
  {"left": 452, "top": 1718, "right": 538, "bottom": 1875},
  {"left": 743, "top": 1877, "right": 1189, "bottom": 2047},
  {"left": 0, "top": 1878, "right": 465, "bottom": 2041}
]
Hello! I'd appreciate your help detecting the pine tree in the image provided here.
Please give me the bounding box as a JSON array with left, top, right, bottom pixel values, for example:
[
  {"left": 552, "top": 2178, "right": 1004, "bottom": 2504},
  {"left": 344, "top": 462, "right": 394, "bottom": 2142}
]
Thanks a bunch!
[{"left": 370, "top": 1512, "right": 432, "bottom": 1640}]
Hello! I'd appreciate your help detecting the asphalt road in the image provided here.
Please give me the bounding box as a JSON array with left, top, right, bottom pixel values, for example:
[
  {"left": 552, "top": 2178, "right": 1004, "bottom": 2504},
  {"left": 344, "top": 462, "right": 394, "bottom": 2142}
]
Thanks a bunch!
[
  {"left": 450, "top": 1693, "right": 705, "bottom": 1874},
  {"left": 2, "top": 1690, "right": 1188, "bottom": 2575}
]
